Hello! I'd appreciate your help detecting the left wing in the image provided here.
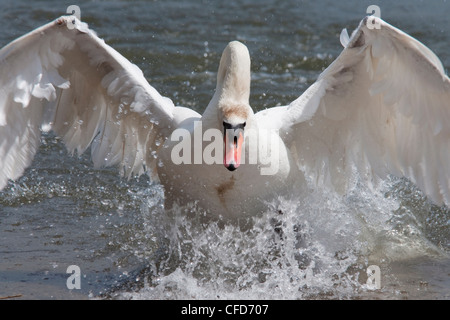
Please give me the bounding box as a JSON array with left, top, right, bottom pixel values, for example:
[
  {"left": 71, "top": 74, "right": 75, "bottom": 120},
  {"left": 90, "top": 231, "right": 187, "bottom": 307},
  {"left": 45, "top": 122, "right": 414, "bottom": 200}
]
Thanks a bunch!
[
  {"left": 0, "top": 16, "right": 178, "bottom": 190},
  {"left": 257, "top": 16, "right": 450, "bottom": 205}
]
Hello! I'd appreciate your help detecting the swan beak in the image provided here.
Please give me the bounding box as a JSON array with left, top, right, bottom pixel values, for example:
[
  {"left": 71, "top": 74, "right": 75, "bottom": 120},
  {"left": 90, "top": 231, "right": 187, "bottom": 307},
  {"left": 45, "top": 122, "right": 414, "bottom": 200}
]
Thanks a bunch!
[{"left": 223, "top": 123, "right": 245, "bottom": 171}]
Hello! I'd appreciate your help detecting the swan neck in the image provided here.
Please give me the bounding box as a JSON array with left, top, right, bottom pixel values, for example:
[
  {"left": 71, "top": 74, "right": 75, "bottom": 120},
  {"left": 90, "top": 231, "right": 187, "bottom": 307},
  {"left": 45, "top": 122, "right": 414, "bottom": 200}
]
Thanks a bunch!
[{"left": 216, "top": 41, "right": 251, "bottom": 105}]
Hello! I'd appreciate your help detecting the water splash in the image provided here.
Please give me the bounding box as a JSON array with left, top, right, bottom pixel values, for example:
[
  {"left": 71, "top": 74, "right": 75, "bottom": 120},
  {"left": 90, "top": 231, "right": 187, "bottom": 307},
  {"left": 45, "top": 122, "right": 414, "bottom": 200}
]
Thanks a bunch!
[
  {"left": 110, "top": 175, "right": 448, "bottom": 300},
  {"left": 2, "top": 158, "right": 447, "bottom": 299}
]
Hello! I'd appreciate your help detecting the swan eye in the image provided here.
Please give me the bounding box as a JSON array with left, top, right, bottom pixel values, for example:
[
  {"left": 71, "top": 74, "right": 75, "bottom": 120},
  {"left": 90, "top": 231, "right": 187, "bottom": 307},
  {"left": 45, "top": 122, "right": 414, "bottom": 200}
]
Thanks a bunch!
[
  {"left": 223, "top": 121, "right": 232, "bottom": 130},
  {"left": 235, "top": 122, "right": 246, "bottom": 129},
  {"left": 223, "top": 121, "right": 246, "bottom": 129}
]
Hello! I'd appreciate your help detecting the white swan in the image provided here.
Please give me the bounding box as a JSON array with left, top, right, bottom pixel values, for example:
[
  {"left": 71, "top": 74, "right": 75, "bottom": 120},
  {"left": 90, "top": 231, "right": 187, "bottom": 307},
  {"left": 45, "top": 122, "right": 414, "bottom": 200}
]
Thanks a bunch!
[{"left": 0, "top": 16, "right": 449, "bottom": 218}]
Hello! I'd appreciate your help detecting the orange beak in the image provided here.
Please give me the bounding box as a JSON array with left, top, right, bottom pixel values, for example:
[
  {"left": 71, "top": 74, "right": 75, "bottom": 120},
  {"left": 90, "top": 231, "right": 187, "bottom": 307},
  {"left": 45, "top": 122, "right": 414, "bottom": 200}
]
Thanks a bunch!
[{"left": 223, "top": 123, "right": 245, "bottom": 171}]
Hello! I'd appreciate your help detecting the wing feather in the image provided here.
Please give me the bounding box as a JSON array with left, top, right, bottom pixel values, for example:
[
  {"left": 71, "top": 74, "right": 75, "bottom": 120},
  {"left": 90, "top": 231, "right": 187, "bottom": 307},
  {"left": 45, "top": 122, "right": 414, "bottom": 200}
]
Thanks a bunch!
[
  {"left": 267, "top": 16, "right": 450, "bottom": 205},
  {"left": 0, "top": 16, "right": 178, "bottom": 190}
]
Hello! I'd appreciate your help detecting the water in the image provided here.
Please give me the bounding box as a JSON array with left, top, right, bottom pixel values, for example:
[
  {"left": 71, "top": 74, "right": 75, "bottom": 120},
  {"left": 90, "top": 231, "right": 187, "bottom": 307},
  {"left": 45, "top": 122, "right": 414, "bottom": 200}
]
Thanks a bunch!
[{"left": 0, "top": 0, "right": 449, "bottom": 300}]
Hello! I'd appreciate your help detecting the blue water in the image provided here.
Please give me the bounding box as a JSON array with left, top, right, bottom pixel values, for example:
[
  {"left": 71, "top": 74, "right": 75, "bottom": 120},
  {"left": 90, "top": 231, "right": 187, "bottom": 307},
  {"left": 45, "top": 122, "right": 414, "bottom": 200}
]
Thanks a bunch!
[{"left": 0, "top": 0, "right": 449, "bottom": 299}]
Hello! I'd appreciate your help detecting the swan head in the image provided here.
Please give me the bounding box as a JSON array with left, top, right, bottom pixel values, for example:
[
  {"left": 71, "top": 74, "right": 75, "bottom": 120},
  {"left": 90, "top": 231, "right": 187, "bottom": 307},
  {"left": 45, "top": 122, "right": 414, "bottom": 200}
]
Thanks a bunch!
[{"left": 215, "top": 41, "right": 253, "bottom": 171}]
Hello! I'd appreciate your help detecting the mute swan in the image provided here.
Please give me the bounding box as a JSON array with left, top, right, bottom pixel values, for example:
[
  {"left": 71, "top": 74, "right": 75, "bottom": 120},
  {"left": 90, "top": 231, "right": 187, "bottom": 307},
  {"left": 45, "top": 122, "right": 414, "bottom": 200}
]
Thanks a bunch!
[{"left": 0, "top": 16, "right": 449, "bottom": 218}]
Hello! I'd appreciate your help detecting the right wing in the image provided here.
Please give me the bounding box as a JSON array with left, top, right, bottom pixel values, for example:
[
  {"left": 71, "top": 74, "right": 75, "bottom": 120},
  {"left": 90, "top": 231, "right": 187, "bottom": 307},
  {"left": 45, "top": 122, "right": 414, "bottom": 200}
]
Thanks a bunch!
[
  {"left": 0, "top": 16, "right": 180, "bottom": 190},
  {"left": 256, "top": 17, "right": 450, "bottom": 206}
]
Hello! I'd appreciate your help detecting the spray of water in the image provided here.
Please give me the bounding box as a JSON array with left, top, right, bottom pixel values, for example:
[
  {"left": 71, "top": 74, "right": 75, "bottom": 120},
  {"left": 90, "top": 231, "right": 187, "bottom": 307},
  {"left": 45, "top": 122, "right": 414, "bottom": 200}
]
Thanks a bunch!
[{"left": 111, "top": 174, "right": 447, "bottom": 300}]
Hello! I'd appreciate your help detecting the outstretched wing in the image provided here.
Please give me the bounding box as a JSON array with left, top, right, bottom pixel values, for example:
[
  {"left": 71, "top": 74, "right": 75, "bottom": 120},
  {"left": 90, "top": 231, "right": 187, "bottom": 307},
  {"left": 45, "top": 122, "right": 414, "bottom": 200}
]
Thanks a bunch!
[
  {"left": 260, "top": 16, "right": 450, "bottom": 205},
  {"left": 0, "top": 16, "right": 177, "bottom": 190}
]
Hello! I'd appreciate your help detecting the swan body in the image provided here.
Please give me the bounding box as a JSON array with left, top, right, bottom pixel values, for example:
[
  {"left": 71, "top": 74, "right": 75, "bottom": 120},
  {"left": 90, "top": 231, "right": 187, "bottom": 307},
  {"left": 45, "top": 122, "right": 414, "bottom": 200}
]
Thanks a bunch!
[{"left": 0, "top": 16, "right": 449, "bottom": 218}]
